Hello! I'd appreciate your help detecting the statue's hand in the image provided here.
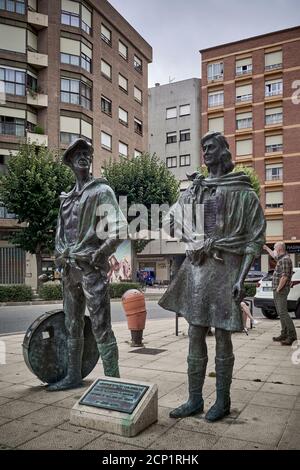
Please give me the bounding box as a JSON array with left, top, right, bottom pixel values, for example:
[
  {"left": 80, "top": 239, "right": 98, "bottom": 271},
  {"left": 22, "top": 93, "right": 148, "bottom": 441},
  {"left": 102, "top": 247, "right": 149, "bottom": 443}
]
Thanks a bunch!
[
  {"left": 232, "top": 281, "right": 245, "bottom": 302},
  {"left": 91, "top": 249, "right": 105, "bottom": 269}
]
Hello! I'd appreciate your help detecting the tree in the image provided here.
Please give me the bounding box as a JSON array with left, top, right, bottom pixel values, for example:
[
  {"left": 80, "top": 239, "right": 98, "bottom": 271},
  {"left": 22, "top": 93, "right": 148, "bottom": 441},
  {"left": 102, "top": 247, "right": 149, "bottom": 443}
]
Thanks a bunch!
[
  {"left": 199, "top": 164, "right": 261, "bottom": 196},
  {"left": 0, "top": 142, "right": 74, "bottom": 282},
  {"left": 103, "top": 152, "right": 180, "bottom": 252}
]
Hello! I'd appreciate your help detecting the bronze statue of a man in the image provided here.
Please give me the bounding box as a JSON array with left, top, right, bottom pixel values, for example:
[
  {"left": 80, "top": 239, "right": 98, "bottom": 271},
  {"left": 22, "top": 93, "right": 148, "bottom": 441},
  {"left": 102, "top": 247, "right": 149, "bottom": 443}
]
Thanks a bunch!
[
  {"left": 159, "top": 131, "right": 266, "bottom": 421},
  {"left": 48, "top": 138, "right": 127, "bottom": 391}
]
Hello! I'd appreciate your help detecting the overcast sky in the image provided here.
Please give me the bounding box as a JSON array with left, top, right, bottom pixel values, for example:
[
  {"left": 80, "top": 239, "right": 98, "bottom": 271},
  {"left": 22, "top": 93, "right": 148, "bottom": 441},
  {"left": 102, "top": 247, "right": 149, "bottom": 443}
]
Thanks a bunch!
[{"left": 109, "top": 0, "right": 300, "bottom": 87}]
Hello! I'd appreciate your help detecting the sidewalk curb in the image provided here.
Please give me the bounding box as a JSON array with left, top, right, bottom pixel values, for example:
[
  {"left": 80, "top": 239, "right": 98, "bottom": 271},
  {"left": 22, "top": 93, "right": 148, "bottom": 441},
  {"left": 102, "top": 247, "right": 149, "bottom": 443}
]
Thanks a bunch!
[{"left": 0, "top": 294, "right": 163, "bottom": 307}]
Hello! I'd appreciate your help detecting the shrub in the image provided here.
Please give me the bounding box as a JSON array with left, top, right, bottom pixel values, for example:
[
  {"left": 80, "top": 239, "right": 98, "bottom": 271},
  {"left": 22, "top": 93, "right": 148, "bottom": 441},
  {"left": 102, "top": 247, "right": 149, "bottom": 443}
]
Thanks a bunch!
[
  {"left": 0, "top": 284, "right": 33, "bottom": 302},
  {"left": 33, "top": 125, "right": 44, "bottom": 134},
  {"left": 244, "top": 283, "right": 256, "bottom": 298},
  {"left": 38, "top": 281, "right": 63, "bottom": 301},
  {"left": 109, "top": 282, "right": 141, "bottom": 299}
]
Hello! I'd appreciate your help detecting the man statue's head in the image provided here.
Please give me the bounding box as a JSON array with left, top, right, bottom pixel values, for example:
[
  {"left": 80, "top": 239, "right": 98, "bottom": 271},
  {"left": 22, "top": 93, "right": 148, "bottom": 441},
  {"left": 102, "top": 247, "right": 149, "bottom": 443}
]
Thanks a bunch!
[
  {"left": 63, "top": 138, "right": 93, "bottom": 178},
  {"left": 201, "top": 131, "right": 234, "bottom": 175}
]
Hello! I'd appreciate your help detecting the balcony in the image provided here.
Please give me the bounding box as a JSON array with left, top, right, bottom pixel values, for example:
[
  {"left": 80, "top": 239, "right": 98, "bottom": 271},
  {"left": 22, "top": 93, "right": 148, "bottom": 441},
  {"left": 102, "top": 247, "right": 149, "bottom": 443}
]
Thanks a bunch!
[
  {"left": 27, "top": 11, "right": 48, "bottom": 29},
  {"left": 27, "top": 51, "right": 48, "bottom": 69},
  {"left": 27, "top": 92, "right": 48, "bottom": 108},
  {"left": 26, "top": 131, "right": 48, "bottom": 146}
]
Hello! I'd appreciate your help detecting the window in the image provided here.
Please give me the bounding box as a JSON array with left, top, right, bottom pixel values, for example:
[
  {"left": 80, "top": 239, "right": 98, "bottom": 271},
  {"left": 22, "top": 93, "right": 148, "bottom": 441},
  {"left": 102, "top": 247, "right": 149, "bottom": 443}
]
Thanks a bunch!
[
  {"left": 61, "top": 52, "right": 80, "bottom": 67},
  {"left": 236, "top": 112, "right": 252, "bottom": 130},
  {"left": 134, "top": 55, "right": 142, "bottom": 73},
  {"left": 60, "top": 78, "right": 92, "bottom": 110},
  {"left": 60, "top": 116, "right": 92, "bottom": 144},
  {"left": 265, "top": 135, "right": 283, "bottom": 153},
  {"left": 119, "top": 40, "right": 128, "bottom": 60},
  {"left": 180, "top": 129, "right": 191, "bottom": 141},
  {"left": 61, "top": 10, "right": 80, "bottom": 28},
  {"left": 101, "top": 60, "right": 112, "bottom": 80},
  {"left": 236, "top": 139, "right": 252, "bottom": 156},
  {"left": 236, "top": 58, "right": 252, "bottom": 76},
  {"left": 236, "top": 84, "right": 252, "bottom": 102},
  {"left": 266, "top": 219, "right": 283, "bottom": 237},
  {"left": 166, "top": 107, "right": 177, "bottom": 119},
  {"left": 119, "top": 107, "right": 128, "bottom": 126},
  {"left": 118, "top": 74, "right": 128, "bottom": 93},
  {"left": 266, "top": 163, "right": 283, "bottom": 181},
  {"left": 27, "top": 73, "right": 37, "bottom": 93},
  {"left": 81, "top": 5, "right": 92, "bottom": 34},
  {"left": 265, "top": 79, "right": 282, "bottom": 97},
  {"left": 208, "top": 116, "right": 224, "bottom": 133},
  {"left": 265, "top": 106, "right": 283, "bottom": 125},
  {"left": 180, "top": 154, "right": 191, "bottom": 167},
  {"left": 166, "top": 131, "right": 177, "bottom": 144},
  {"left": 0, "top": 0, "right": 25, "bottom": 14},
  {"left": 0, "top": 67, "right": 26, "bottom": 96},
  {"left": 208, "top": 91, "right": 224, "bottom": 108},
  {"left": 61, "top": 1, "right": 92, "bottom": 35},
  {"left": 166, "top": 156, "right": 177, "bottom": 168},
  {"left": 101, "top": 131, "right": 112, "bottom": 151},
  {"left": 134, "top": 86, "right": 142, "bottom": 103},
  {"left": 0, "top": 24, "right": 26, "bottom": 53},
  {"left": 134, "top": 149, "right": 142, "bottom": 158},
  {"left": 0, "top": 116, "right": 25, "bottom": 136},
  {"left": 119, "top": 141, "right": 128, "bottom": 158},
  {"left": 60, "top": 132, "right": 80, "bottom": 145},
  {"left": 179, "top": 104, "right": 190, "bottom": 116},
  {"left": 207, "top": 62, "right": 223, "bottom": 81},
  {"left": 265, "top": 51, "right": 282, "bottom": 71},
  {"left": 134, "top": 118, "right": 143, "bottom": 136},
  {"left": 101, "top": 24, "right": 112, "bottom": 46},
  {"left": 265, "top": 191, "right": 283, "bottom": 209},
  {"left": 101, "top": 95, "right": 112, "bottom": 116},
  {"left": 60, "top": 38, "right": 92, "bottom": 72}
]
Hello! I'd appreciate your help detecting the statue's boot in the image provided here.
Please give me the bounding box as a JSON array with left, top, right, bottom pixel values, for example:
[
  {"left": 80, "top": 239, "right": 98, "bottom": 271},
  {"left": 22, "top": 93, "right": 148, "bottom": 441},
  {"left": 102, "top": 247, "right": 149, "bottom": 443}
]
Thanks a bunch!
[
  {"left": 98, "top": 338, "right": 120, "bottom": 377},
  {"left": 47, "top": 338, "right": 84, "bottom": 391},
  {"left": 169, "top": 356, "right": 208, "bottom": 418},
  {"left": 205, "top": 355, "right": 235, "bottom": 422}
]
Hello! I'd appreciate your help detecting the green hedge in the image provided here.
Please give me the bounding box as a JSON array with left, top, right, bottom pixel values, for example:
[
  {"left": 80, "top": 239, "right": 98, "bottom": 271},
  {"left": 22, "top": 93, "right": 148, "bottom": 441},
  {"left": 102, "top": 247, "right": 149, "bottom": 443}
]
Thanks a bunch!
[
  {"left": 0, "top": 284, "right": 33, "bottom": 302},
  {"left": 109, "top": 282, "right": 141, "bottom": 299},
  {"left": 38, "top": 281, "right": 63, "bottom": 301},
  {"left": 244, "top": 283, "right": 256, "bottom": 298}
]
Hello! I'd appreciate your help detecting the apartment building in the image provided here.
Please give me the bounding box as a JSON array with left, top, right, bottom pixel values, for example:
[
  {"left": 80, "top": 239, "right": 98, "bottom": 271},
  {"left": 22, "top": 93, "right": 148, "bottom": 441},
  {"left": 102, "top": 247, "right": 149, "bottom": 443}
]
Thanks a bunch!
[
  {"left": 200, "top": 26, "right": 300, "bottom": 270},
  {"left": 138, "top": 78, "right": 201, "bottom": 283},
  {"left": 0, "top": 0, "right": 152, "bottom": 286}
]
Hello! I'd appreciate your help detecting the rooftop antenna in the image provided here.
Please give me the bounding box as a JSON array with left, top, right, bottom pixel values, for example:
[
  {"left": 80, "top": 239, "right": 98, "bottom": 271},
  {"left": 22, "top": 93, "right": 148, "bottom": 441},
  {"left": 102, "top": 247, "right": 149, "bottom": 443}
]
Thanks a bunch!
[{"left": 169, "top": 76, "right": 175, "bottom": 83}]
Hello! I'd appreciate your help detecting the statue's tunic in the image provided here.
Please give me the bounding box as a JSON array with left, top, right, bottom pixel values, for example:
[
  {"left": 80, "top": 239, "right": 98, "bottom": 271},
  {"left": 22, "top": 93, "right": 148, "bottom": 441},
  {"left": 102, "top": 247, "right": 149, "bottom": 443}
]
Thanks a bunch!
[{"left": 159, "top": 172, "right": 266, "bottom": 332}]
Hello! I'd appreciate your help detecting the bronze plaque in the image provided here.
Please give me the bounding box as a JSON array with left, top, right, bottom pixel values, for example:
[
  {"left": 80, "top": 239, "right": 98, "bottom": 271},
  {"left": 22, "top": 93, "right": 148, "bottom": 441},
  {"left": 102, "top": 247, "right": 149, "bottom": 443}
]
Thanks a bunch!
[{"left": 79, "top": 379, "right": 149, "bottom": 414}]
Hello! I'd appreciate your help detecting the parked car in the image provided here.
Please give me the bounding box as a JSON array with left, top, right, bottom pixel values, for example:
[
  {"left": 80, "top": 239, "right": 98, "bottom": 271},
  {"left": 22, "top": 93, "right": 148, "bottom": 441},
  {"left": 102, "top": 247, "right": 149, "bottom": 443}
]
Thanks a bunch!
[
  {"left": 254, "top": 267, "right": 300, "bottom": 319},
  {"left": 245, "top": 270, "right": 266, "bottom": 283}
]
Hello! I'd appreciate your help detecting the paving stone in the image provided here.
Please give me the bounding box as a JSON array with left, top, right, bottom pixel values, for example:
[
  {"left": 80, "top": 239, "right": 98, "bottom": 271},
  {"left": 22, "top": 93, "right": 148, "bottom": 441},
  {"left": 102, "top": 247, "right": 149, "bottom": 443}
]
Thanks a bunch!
[
  {"left": 102, "top": 423, "right": 170, "bottom": 449},
  {"left": 0, "top": 418, "right": 52, "bottom": 448},
  {"left": 0, "top": 399, "right": 45, "bottom": 419},
  {"left": 18, "top": 427, "right": 101, "bottom": 450},
  {"left": 250, "top": 391, "right": 297, "bottom": 409},
  {"left": 149, "top": 427, "right": 218, "bottom": 450}
]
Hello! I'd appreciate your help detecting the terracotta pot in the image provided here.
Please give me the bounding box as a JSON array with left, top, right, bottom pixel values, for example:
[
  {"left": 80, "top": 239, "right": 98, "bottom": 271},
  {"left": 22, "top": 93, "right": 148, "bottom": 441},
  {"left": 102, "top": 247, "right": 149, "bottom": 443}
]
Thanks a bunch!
[{"left": 121, "top": 289, "right": 147, "bottom": 331}]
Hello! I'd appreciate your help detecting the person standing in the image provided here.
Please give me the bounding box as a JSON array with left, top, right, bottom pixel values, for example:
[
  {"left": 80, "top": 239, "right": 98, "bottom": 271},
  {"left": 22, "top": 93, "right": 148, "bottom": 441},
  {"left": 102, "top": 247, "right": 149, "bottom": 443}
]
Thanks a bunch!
[{"left": 264, "top": 243, "right": 297, "bottom": 345}]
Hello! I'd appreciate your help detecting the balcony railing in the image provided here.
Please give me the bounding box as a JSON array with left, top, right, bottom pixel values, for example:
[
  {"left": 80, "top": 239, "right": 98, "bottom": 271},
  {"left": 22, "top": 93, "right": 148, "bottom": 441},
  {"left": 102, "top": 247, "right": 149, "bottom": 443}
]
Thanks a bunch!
[
  {"left": 265, "top": 89, "right": 282, "bottom": 98},
  {"left": 265, "top": 144, "right": 283, "bottom": 153},
  {"left": 265, "top": 114, "right": 283, "bottom": 125},
  {"left": 27, "top": 131, "right": 48, "bottom": 146},
  {"left": 27, "top": 91, "right": 48, "bottom": 108},
  {"left": 265, "top": 63, "right": 282, "bottom": 71},
  {"left": 236, "top": 94, "right": 252, "bottom": 103},
  {"left": 27, "top": 51, "right": 48, "bottom": 69},
  {"left": 0, "top": 205, "right": 16, "bottom": 219},
  {"left": 27, "top": 10, "right": 48, "bottom": 29}
]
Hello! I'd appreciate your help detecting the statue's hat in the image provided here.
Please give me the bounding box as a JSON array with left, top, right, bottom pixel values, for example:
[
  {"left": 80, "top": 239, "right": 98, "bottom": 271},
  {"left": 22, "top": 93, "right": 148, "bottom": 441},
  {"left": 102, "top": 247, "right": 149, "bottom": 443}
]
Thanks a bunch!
[{"left": 63, "top": 138, "right": 93, "bottom": 166}]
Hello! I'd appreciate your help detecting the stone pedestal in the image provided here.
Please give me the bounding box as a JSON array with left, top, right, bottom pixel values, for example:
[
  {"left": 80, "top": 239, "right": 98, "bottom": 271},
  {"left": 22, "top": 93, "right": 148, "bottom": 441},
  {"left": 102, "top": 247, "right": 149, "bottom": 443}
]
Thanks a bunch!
[{"left": 70, "top": 377, "right": 158, "bottom": 437}]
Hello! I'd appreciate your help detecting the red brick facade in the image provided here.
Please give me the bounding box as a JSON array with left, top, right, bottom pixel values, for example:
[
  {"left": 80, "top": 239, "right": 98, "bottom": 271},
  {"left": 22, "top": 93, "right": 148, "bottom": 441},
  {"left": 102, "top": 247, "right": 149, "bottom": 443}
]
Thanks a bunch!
[{"left": 200, "top": 26, "right": 300, "bottom": 249}]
